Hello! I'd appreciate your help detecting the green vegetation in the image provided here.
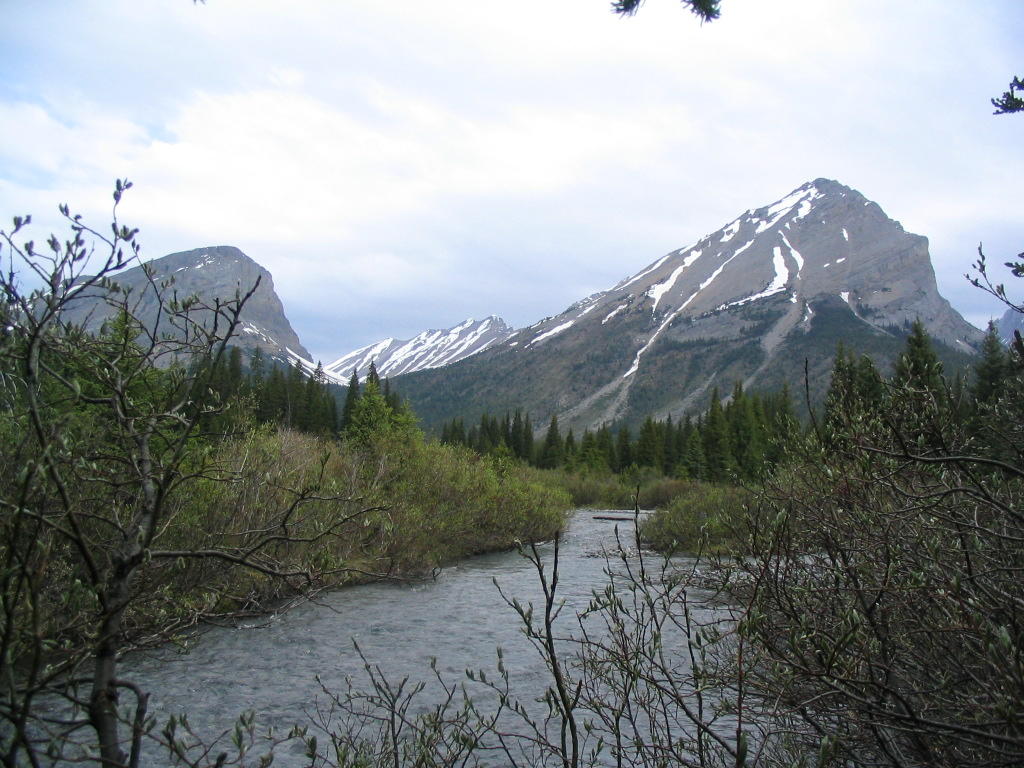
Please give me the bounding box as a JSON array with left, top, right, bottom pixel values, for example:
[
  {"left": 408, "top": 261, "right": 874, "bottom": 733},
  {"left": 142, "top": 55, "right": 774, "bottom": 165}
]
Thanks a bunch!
[
  {"left": 642, "top": 313, "right": 1021, "bottom": 557},
  {"left": 439, "top": 383, "right": 796, "bottom": 547}
]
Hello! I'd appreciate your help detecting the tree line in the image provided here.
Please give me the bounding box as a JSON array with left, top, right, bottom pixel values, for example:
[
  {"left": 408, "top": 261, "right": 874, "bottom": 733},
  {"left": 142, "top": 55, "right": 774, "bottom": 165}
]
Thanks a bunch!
[
  {"left": 823, "top": 317, "right": 1019, "bottom": 450},
  {"left": 439, "top": 383, "right": 797, "bottom": 482},
  {"left": 198, "top": 349, "right": 415, "bottom": 443}
]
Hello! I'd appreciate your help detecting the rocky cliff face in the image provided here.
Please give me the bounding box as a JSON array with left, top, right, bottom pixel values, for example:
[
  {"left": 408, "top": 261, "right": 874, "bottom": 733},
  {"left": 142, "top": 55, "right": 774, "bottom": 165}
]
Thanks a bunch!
[
  {"left": 59, "top": 245, "right": 310, "bottom": 363},
  {"left": 394, "top": 179, "right": 983, "bottom": 431}
]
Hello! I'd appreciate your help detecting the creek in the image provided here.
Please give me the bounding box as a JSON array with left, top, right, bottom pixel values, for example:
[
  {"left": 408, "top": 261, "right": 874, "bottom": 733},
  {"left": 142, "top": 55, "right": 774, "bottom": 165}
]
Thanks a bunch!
[{"left": 124, "top": 509, "right": 714, "bottom": 766}]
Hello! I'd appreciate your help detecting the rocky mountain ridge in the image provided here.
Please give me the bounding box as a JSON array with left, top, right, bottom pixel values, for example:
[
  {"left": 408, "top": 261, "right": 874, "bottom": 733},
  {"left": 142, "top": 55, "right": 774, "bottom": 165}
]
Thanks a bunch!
[{"left": 516, "top": 178, "right": 976, "bottom": 356}]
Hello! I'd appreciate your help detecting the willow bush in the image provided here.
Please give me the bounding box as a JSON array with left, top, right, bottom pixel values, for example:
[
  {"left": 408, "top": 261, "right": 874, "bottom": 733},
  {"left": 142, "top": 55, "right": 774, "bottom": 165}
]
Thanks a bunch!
[{"left": 641, "top": 482, "right": 754, "bottom": 554}]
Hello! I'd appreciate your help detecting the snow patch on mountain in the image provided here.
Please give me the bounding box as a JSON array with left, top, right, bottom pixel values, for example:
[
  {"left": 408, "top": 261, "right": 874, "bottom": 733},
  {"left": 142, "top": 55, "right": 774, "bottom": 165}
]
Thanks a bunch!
[
  {"left": 616, "top": 250, "right": 676, "bottom": 291},
  {"left": 623, "top": 309, "right": 680, "bottom": 378},
  {"left": 752, "top": 184, "right": 824, "bottom": 236},
  {"left": 603, "top": 304, "right": 627, "bottom": 324},
  {"left": 685, "top": 240, "right": 754, "bottom": 308},
  {"left": 720, "top": 219, "right": 742, "bottom": 244},
  {"left": 780, "top": 233, "right": 804, "bottom": 278},
  {"left": 716, "top": 245, "right": 790, "bottom": 311},
  {"left": 646, "top": 250, "right": 702, "bottom": 311},
  {"left": 528, "top": 320, "right": 575, "bottom": 347}
]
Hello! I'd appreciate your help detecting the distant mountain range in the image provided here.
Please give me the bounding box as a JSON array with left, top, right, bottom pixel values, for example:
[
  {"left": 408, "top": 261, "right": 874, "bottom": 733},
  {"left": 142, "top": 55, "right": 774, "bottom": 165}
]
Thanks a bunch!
[
  {"left": 58, "top": 179, "right": 989, "bottom": 431},
  {"left": 322, "top": 316, "right": 514, "bottom": 382}
]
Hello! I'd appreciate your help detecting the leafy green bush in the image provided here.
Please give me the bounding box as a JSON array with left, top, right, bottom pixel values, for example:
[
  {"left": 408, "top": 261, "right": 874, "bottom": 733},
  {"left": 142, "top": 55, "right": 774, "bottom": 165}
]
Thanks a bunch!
[
  {"left": 547, "top": 471, "right": 633, "bottom": 507},
  {"left": 359, "top": 439, "right": 569, "bottom": 570},
  {"left": 640, "top": 481, "right": 753, "bottom": 553}
]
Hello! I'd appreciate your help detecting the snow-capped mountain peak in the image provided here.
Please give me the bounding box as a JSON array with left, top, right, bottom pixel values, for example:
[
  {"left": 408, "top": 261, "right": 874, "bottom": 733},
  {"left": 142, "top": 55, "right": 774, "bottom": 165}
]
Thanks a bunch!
[{"left": 324, "top": 316, "right": 514, "bottom": 382}]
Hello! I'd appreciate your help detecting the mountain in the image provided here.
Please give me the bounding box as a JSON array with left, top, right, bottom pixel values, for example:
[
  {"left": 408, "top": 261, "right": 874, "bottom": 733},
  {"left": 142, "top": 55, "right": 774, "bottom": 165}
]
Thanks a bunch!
[
  {"left": 393, "top": 179, "right": 984, "bottom": 431},
  {"left": 998, "top": 307, "right": 1024, "bottom": 346},
  {"left": 59, "top": 245, "right": 311, "bottom": 363},
  {"left": 324, "top": 316, "right": 515, "bottom": 381}
]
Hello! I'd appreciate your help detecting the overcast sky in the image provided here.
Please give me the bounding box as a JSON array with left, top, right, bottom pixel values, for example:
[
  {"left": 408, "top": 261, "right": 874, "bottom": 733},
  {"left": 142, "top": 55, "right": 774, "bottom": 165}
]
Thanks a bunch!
[{"left": 2, "top": 0, "right": 1020, "bottom": 362}]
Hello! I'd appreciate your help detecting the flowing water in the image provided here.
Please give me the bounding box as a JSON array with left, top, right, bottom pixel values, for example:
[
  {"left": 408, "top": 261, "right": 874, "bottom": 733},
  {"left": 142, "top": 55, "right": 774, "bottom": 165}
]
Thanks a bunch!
[{"left": 121, "top": 510, "right": 709, "bottom": 765}]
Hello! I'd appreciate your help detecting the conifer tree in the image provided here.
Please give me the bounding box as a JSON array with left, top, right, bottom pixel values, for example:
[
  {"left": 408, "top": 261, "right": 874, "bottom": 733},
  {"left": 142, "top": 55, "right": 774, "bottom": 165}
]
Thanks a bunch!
[
  {"left": 226, "top": 346, "right": 243, "bottom": 396},
  {"left": 731, "top": 387, "right": 763, "bottom": 479},
  {"left": 635, "top": 416, "right": 660, "bottom": 468},
  {"left": 972, "top": 321, "right": 1010, "bottom": 405},
  {"left": 682, "top": 426, "right": 706, "bottom": 480},
  {"left": 523, "top": 414, "right": 535, "bottom": 463},
  {"left": 366, "top": 360, "right": 381, "bottom": 388},
  {"left": 301, "top": 361, "right": 333, "bottom": 433},
  {"left": 854, "top": 355, "right": 884, "bottom": 407},
  {"left": 347, "top": 379, "right": 415, "bottom": 445},
  {"left": 476, "top": 413, "right": 496, "bottom": 454},
  {"left": 578, "top": 430, "right": 603, "bottom": 472},
  {"left": 284, "top": 359, "right": 305, "bottom": 428},
  {"left": 563, "top": 429, "right": 577, "bottom": 469},
  {"left": 824, "top": 345, "right": 882, "bottom": 436},
  {"left": 893, "top": 319, "right": 944, "bottom": 395},
  {"left": 764, "top": 384, "right": 796, "bottom": 466},
  {"left": 702, "top": 387, "right": 733, "bottom": 482},
  {"left": 615, "top": 426, "right": 633, "bottom": 472},
  {"left": 262, "top": 364, "right": 286, "bottom": 423},
  {"left": 340, "top": 369, "right": 360, "bottom": 433},
  {"left": 596, "top": 424, "right": 616, "bottom": 472},
  {"left": 327, "top": 391, "right": 339, "bottom": 434},
  {"left": 661, "top": 414, "right": 678, "bottom": 476},
  {"left": 538, "top": 414, "right": 564, "bottom": 469},
  {"left": 510, "top": 410, "right": 527, "bottom": 459},
  {"left": 249, "top": 345, "right": 265, "bottom": 384},
  {"left": 824, "top": 344, "right": 853, "bottom": 429},
  {"left": 501, "top": 412, "right": 512, "bottom": 450}
]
